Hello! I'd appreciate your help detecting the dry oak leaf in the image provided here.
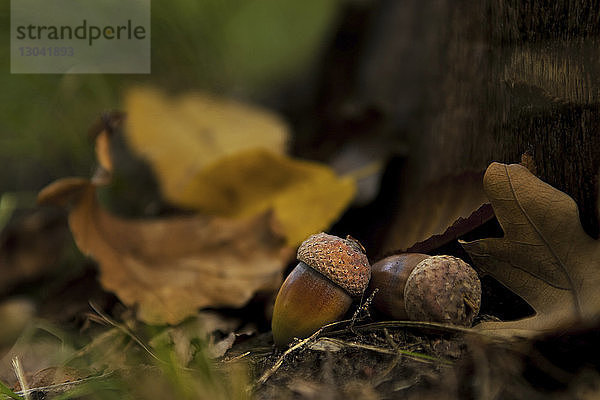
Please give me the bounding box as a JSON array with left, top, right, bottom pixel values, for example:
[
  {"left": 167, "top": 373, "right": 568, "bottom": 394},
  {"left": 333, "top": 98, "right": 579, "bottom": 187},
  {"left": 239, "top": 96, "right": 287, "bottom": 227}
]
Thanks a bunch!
[
  {"left": 383, "top": 171, "right": 488, "bottom": 254},
  {"left": 124, "top": 86, "right": 288, "bottom": 206},
  {"left": 39, "top": 178, "right": 293, "bottom": 325},
  {"left": 461, "top": 163, "right": 600, "bottom": 336}
]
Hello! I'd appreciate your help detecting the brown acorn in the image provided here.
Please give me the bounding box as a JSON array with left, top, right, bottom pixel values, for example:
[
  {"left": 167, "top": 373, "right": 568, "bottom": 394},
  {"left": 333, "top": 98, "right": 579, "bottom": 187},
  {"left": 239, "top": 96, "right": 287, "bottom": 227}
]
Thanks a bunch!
[
  {"left": 271, "top": 233, "right": 370, "bottom": 347},
  {"left": 369, "top": 253, "right": 430, "bottom": 319}
]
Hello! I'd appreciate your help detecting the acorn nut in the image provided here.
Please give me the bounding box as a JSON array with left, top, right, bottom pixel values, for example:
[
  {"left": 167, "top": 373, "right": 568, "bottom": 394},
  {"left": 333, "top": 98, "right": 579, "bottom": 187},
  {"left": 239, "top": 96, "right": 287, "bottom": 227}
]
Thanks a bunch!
[
  {"left": 271, "top": 232, "right": 371, "bottom": 347},
  {"left": 404, "top": 255, "right": 481, "bottom": 327},
  {"left": 369, "top": 253, "right": 429, "bottom": 320}
]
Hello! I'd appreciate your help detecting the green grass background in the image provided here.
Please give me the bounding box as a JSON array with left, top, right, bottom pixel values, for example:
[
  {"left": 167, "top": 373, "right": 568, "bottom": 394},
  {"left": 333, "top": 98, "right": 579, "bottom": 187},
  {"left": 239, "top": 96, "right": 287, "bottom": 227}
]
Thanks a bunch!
[{"left": 0, "top": 0, "right": 342, "bottom": 194}]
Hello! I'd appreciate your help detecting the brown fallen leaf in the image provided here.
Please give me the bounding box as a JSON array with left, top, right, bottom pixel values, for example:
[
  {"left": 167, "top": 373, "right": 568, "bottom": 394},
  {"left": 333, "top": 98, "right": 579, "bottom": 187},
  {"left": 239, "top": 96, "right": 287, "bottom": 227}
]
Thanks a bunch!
[
  {"left": 89, "top": 111, "right": 124, "bottom": 175},
  {"left": 405, "top": 203, "right": 494, "bottom": 255},
  {"left": 383, "top": 171, "right": 488, "bottom": 254},
  {"left": 39, "top": 178, "right": 293, "bottom": 325},
  {"left": 37, "top": 178, "right": 90, "bottom": 207},
  {"left": 461, "top": 163, "right": 600, "bottom": 336}
]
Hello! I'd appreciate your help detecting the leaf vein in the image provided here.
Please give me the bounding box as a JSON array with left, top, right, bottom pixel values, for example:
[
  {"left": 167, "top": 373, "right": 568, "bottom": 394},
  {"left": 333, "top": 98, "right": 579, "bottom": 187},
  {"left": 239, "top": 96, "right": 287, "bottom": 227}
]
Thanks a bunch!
[{"left": 503, "top": 164, "right": 581, "bottom": 315}]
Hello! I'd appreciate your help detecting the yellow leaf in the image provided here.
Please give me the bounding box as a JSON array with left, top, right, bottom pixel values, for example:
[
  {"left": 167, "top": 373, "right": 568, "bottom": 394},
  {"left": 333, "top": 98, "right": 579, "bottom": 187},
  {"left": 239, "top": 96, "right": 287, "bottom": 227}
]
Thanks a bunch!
[
  {"left": 124, "top": 86, "right": 288, "bottom": 205},
  {"left": 178, "top": 149, "right": 356, "bottom": 246},
  {"left": 124, "top": 87, "right": 356, "bottom": 246}
]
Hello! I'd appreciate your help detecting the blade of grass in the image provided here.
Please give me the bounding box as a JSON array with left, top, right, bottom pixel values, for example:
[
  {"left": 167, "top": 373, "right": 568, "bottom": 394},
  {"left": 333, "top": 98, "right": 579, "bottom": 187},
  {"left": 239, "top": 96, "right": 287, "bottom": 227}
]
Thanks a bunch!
[
  {"left": 0, "top": 380, "right": 23, "bottom": 400},
  {"left": 11, "top": 358, "right": 29, "bottom": 400}
]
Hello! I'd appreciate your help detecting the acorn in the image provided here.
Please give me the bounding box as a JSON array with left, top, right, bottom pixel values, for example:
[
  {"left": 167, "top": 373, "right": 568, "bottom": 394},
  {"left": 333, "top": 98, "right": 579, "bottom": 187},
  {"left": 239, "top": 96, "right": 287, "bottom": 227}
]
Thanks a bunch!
[
  {"left": 369, "top": 253, "right": 430, "bottom": 320},
  {"left": 404, "top": 255, "right": 481, "bottom": 326},
  {"left": 271, "top": 233, "right": 371, "bottom": 347}
]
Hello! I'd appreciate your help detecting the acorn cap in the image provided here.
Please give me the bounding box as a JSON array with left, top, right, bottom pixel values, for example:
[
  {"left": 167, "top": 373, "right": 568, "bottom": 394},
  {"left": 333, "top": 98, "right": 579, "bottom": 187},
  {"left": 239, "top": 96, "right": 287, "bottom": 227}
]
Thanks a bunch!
[
  {"left": 404, "top": 255, "right": 481, "bottom": 327},
  {"left": 297, "top": 232, "right": 370, "bottom": 297}
]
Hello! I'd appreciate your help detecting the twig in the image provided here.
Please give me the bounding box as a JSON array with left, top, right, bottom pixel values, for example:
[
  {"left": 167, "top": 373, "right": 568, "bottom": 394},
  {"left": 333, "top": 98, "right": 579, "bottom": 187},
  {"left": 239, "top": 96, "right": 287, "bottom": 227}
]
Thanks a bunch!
[
  {"left": 328, "top": 320, "right": 508, "bottom": 340},
  {"left": 222, "top": 352, "right": 251, "bottom": 363},
  {"left": 383, "top": 328, "right": 397, "bottom": 350},
  {"left": 349, "top": 289, "right": 378, "bottom": 333},
  {"left": 372, "top": 328, "right": 403, "bottom": 388},
  {"left": 315, "top": 338, "right": 395, "bottom": 355},
  {"left": 14, "top": 372, "right": 115, "bottom": 398},
  {"left": 255, "top": 319, "right": 351, "bottom": 387},
  {"left": 256, "top": 333, "right": 320, "bottom": 386},
  {"left": 316, "top": 337, "right": 452, "bottom": 365}
]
